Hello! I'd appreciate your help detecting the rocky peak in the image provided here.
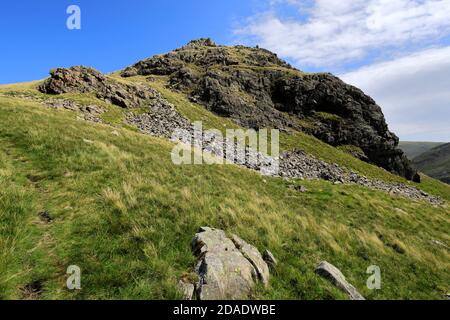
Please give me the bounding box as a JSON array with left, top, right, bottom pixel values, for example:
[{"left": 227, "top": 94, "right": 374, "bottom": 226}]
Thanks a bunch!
[
  {"left": 121, "top": 39, "right": 290, "bottom": 77},
  {"left": 38, "top": 40, "right": 419, "bottom": 181},
  {"left": 119, "top": 40, "right": 418, "bottom": 181},
  {"left": 182, "top": 38, "right": 217, "bottom": 49}
]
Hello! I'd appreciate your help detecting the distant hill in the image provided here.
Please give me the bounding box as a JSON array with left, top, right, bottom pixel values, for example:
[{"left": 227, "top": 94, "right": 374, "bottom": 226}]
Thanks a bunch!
[
  {"left": 412, "top": 143, "right": 450, "bottom": 184},
  {"left": 399, "top": 141, "right": 446, "bottom": 159}
]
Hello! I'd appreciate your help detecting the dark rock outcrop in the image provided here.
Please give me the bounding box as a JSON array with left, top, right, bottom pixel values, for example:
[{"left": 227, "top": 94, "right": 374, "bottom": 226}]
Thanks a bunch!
[
  {"left": 121, "top": 39, "right": 418, "bottom": 181},
  {"left": 39, "top": 66, "right": 158, "bottom": 109}
]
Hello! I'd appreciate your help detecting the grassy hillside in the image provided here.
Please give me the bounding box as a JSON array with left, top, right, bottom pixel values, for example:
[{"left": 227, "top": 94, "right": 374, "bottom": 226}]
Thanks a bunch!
[
  {"left": 121, "top": 75, "right": 449, "bottom": 199},
  {"left": 0, "top": 88, "right": 449, "bottom": 300},
  {"left": 413, "top": 143, "right": 450, "bottom": 185},
  {"left": 399, "top": 141, "right": 446, "bottom": 160}
]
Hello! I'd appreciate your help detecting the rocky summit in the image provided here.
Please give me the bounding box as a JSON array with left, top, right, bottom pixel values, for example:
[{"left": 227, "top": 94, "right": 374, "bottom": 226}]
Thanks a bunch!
[{"left": 121, "top": 38, "right": 419, "bottom": 181}]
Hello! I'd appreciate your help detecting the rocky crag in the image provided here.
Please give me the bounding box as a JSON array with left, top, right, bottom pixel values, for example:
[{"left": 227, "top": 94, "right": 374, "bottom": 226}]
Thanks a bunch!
[
  {"left": 34, "top": 66, "right": 441, "bottom": 204},
  {"left": 121, "top": 38, "right": 419, "bottom": 182}
]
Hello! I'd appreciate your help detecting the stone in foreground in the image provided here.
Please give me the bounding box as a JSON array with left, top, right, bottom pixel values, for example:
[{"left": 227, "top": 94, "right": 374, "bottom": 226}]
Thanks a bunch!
[
  {"left": 231, "top": 234, "right": 270, "bottom": 286},
  {"left": 315, "top": 261, "right": 365, "bottom": 300},
  {"left": 177, "top": 280, "right": 195, "bottom": 300},
  {"left": 190, "top": 227, "right": 270, "bottom": 300}
]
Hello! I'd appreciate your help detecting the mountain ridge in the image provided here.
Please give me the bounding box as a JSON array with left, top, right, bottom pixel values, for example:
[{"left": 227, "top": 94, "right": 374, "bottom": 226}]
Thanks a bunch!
[
  {"left": 412, "top": 143, "right": 450, "bottom": 184},
  {"left": 399, "top": 141, "right": 446, "bottom": 160}
]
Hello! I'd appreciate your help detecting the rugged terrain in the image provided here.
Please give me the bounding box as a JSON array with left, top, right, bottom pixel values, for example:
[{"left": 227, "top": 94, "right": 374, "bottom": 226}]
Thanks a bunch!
[
  {"left": 0, "top": 39, "right": 449, "bottom": 300},
  {"left": 122, "top": 39, "right": 419, "bottom": 182}
]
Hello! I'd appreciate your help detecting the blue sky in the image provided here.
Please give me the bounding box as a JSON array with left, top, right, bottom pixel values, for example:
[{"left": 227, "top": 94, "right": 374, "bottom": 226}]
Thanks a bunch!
[
  {"left": 1, "top": 0, "right": 449, "bottom": 141},
  {"left": 0, "top": 0, "right": 261, "bottom": 84}
]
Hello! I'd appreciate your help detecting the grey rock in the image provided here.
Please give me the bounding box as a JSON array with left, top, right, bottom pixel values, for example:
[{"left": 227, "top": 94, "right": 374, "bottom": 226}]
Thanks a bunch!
[
  {"left": 316, "top": 261, "right": 365, "bottom": 300},
  {"left": 30, "top": 63, "right": 442, "bottom": 205},
  {"left": 262, "top": 250, "right": 278, "bottom": 268},
  {"left": 191, "top": 227, "right": 270, "bottom": 300},
  {"left": 39, "top": 66, "right": 158, "bottom": 109},
  {"left": 292, "top": 185, "right": 308, "bottom": 193},
  {"left": 177, "top": 280, "right": 195, "bottom": 300},
  {"left": 231, "top": 234, "right": 270, "bottom": 286},
  {"left": 430, "top": 239, "right": 450, "bottom": 251},
  {"left": 38, "top": 211, "right": 53, "bottom": 223},
  {"left": 192, "top": 227, "right": 257, "bottom": 300}
]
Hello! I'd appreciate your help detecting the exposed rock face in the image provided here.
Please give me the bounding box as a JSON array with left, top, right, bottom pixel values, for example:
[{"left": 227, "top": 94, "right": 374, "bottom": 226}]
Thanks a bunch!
[
  {"left": 121, "top": 39, "right": 418, "bottom": 181},
  {"left": 39, "top": 66, "right": 158, "bottom": 109},
  {"left": 31, "top": 49, "right": 440, "bottom": 203},
  {"left": 316, "top": 261, "right": 365, "bottom": 300},
  {"left": 190, "top": 227, "right": 270, "bottom": 300},
  {"left": 273, "top": 74, "right": 419, "bottom": 182}
]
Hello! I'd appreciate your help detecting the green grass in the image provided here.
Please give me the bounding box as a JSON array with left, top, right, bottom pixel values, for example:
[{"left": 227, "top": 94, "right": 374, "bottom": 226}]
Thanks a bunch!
[
  {"left": 0, "top": 95, "right": 449, "bottom": 300},
  {"left": 112, "top": 76, "right": 450, "bottom": 200},
  {"left": 317, "top": 112, "right": 343, "bottom": 122}
]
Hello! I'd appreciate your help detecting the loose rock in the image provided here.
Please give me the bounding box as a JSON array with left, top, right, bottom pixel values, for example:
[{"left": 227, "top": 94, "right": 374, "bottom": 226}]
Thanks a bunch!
[
  {"left": 316, "top": 261, "right": 365, "bottom": 300},
  {"left": 38, "top": 211, "right": 53, "bottom": 224}
]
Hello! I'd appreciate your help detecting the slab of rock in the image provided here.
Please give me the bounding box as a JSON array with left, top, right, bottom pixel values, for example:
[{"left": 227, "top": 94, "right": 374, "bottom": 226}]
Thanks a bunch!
[
  {"left": 316, "top": 261, "right": 365, "bottom": 300},
  {"left": 231, "top": 235, "right": 270, "bottom": 286},
  {"left": 191, "top": 227, "right": 270, "bottom": 300},
  {"left": 262, "top": 250, "right": 278, "bottom": 269}
]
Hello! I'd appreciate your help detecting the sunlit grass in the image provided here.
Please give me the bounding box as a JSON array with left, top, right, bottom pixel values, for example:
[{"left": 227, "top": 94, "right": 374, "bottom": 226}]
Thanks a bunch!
[{"left": 0, "top": 96, "right": 448, "bottom": 300}]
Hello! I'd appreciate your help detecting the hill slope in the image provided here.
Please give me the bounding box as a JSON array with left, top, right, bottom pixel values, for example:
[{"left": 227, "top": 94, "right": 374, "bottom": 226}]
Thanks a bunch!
[
  {"left": 120, "top": 39, "right": 419, "bottom": 181},
  {"left": 399, "top": 141, "right": 446, "bottom": 159},
  {"left": 413, "top": 143, "right": 450, "bottom": 185},
  {"left": 0, "top": 40, "right": 449, "bottom": 300}
]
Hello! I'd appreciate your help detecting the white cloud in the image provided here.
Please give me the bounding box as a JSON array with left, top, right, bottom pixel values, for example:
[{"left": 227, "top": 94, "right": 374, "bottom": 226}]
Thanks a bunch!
[
  {"left": 236, "top": 0, "right": 450, "bottom": 68},
  {"left": 341, "top": 46, "right": 450, "bottom": 142}
]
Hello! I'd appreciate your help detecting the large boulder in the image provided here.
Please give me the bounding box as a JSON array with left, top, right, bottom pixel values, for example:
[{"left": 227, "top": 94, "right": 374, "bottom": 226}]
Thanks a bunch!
[{"left": 189, "top": 227, "right": 270, "bottom": 300}]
